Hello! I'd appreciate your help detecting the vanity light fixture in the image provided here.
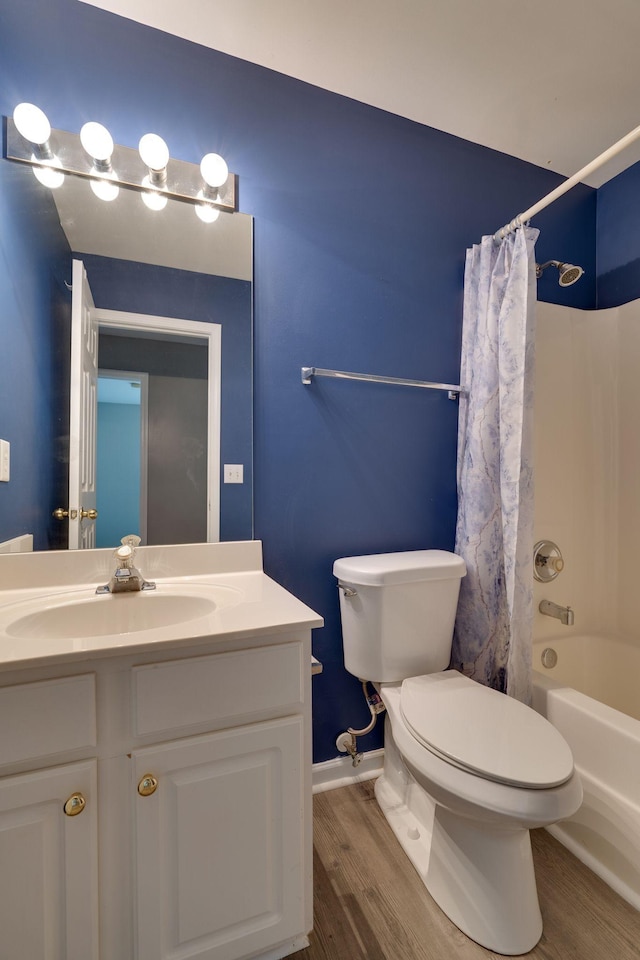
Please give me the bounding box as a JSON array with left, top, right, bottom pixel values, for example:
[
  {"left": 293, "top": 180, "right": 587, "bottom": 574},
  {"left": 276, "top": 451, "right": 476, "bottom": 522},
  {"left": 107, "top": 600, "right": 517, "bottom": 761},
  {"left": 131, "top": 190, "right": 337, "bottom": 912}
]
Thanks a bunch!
[
  {"left": 194, "top": 152, "right": 229, "bottom": 222},
  {"left": 200, "top": 152, "right": 229, "bottom": 192},
  {"left": 138, "top": 133, "right": 169, "bottom": 184},
  {"left": 80, "top": 121, "right": 119, "bottom": 202},
  {"left": 141, "top": 185, "right": 168, "bottom": 212},
  {"left": 195, "top": 200, "right": 220, "bottom": 223},
  {"left": 80, "top": 121, "right": 114, "bottom": 165},
  {"left": 13, "top": 102, "right": 53, "bottom": 156},
  {"left": 5, "top": 103, "right": 237, "bottom": 217},
  {"left": 139, "top": 134, "right": 169, "bottom": 210},
  {"left": 13, "top": 102, "right": 65, "bottom": 189}
]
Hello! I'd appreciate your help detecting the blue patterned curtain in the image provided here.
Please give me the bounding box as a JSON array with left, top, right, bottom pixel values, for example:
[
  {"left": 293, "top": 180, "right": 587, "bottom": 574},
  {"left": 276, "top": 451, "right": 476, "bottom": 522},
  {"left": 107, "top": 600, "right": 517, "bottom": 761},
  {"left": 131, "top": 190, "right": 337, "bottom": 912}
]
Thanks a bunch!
[{"left": 450, "top": 226, "right": 538, "bottom": 703}]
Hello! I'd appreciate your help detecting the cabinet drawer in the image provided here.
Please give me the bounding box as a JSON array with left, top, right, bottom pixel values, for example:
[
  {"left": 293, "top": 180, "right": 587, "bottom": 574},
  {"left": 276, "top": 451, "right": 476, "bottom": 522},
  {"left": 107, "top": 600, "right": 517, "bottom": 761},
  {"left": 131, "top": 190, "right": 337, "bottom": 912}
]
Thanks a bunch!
[
  {"left": 0, "top": 674, "right": 96, "bottom": 766},
  {"left": 132, "top": 642, "right": 304, "bottom": 737}
]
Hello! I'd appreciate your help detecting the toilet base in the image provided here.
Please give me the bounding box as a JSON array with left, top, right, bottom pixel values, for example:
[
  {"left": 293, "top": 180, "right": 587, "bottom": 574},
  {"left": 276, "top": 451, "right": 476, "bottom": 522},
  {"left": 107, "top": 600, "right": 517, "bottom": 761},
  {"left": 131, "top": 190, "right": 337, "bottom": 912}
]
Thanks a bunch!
[{"left": 375, "top": 735, "right": 543, "bottom": 956}]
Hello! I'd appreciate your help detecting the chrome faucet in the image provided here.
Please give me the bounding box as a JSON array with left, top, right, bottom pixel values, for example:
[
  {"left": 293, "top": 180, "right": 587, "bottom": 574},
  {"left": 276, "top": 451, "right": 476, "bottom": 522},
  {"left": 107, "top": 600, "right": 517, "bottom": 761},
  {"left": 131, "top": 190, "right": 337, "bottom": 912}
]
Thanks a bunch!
[
  {"left": 96, "top": 535, "right": 156, "bottom": 595},
  {"left": 539, "top": 599, "right": 574, "bottom": 626}
]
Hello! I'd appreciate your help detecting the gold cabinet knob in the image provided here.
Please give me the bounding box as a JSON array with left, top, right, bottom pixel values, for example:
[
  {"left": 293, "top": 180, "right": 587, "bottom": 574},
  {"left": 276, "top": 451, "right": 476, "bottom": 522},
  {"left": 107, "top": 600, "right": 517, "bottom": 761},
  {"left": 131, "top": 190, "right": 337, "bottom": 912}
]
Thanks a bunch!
[
  {"left": 80, "top": 508, "right": 98, "bottom": 520},
  {"left": 137, "top": 774, "right": 158, "bottom": 797},
  {"left": 63, "top": 792, "right": 86, "bottom": 816}
]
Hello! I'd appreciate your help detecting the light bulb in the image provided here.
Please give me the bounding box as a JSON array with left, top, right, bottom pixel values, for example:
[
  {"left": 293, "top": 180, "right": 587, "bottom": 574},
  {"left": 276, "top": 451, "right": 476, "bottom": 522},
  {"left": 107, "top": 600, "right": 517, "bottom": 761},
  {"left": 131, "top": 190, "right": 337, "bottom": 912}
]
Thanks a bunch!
[
  {"left": 138, "top": 133, "right": 169, "bottom": 171},
  {"left": 195, "top": 202, "right": 220, "bottom": 224},
  {"left": 141, "top": 176, "right": 167, "bottom": 211},
  {"left": 80, "top": 122, "right": 114, "bottom": 162},
  {"left": 200, "top": 152, "right": 228, "bottom": 188},
  {"left": 32, "top": 158, "right": 64, "bottom": 189},
  {"left": 90, "top": 174, "right": 119, "bottom": 202},
  {"left": 13, "top": 102, "right": 51, "bottom": 145}
]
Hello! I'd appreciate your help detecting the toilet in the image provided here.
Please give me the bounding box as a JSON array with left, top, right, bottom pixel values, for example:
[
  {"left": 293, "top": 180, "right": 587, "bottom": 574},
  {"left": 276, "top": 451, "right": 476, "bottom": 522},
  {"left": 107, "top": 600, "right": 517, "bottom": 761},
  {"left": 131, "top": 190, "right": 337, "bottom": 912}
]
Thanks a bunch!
[{"left": 333, "top": 549, "right": 582, "bottom": 956}]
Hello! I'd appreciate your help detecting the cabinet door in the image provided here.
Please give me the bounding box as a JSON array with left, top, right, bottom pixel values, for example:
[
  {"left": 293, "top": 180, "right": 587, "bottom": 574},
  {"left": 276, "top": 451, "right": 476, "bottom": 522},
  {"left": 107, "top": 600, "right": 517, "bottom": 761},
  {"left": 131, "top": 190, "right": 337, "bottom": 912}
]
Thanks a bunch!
[
  {"left": 0, "top": 760, "right": 99, "bottom": 960},
  {"left": 133, "top": 716, "right": 305, "bottom": 960}
]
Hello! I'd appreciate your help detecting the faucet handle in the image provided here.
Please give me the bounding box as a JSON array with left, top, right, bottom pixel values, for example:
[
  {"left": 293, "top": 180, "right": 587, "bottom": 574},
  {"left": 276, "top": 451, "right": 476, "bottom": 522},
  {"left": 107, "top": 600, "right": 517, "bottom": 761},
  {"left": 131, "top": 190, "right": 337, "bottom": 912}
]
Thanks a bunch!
[
  {"left": 120, "top": 534, "right": 141, "bottom": 550},
  {"left": 113, "top": 545, "right": 135, "bottom": 575},
  {"left": 116, "top": 535, "right": 141, "bottom": 568}
]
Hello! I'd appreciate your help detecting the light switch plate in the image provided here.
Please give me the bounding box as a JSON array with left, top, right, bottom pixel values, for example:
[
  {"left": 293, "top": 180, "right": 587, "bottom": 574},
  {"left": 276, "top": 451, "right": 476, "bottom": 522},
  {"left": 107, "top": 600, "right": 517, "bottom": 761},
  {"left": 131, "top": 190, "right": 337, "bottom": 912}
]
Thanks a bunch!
[
  {"left": 223, "top": 464, "right": 243, "bottom": 484},
  {"left": 0, "top": 440, "right": 9, "bottom": 482}
]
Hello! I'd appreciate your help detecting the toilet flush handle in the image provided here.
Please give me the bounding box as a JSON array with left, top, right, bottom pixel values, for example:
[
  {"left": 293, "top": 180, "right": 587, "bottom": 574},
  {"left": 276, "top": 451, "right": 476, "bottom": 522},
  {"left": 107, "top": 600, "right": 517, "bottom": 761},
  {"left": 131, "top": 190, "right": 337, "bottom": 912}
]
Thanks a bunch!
[{"left": 338, "top": 581, "right": 357, "bottom": 598}]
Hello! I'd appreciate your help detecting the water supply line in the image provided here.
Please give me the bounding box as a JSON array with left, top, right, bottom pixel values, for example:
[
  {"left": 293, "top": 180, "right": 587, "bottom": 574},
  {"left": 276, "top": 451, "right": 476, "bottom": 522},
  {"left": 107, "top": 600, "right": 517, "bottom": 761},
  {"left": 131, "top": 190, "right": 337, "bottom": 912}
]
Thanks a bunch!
[{"left": 336, "top": 680, "right": 386, "bottom": 767}]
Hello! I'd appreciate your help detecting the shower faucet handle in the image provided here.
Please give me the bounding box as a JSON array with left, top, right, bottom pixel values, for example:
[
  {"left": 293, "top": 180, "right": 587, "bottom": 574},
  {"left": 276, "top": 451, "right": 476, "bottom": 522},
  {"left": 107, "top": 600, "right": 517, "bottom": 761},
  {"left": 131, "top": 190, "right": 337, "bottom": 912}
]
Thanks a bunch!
[{"left": 533, "top": 540, "right": 565, "bottom": 582}]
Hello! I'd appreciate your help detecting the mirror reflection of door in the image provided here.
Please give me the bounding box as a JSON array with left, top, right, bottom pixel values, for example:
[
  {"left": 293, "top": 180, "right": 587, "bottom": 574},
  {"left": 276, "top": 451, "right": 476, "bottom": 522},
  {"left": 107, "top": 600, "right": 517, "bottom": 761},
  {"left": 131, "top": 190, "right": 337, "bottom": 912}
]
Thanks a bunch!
[
  {"left": 67, "top": 259, "right": 221, "bottom": 549},
  {"left": 68, "top": 258, "right": 98, "bottom": 549}
]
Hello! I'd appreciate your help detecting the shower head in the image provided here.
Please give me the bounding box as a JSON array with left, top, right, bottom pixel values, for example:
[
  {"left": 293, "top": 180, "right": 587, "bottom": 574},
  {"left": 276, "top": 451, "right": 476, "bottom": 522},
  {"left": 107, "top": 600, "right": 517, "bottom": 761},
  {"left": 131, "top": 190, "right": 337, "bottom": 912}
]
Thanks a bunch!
[
  {"left": 558, "top": 263, "right": 584, "bottom": 286},
  {"left": 535, "top": 260, "right": 585, "bottom": 287}
]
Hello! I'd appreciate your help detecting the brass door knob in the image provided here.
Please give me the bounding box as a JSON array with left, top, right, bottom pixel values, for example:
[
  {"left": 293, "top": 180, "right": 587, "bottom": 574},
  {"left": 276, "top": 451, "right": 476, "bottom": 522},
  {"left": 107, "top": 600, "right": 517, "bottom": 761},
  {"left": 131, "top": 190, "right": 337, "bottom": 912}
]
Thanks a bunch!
[
  {"left": 53, "top": 507, "right": 80, "bottom": 520},
  {"left": 137, "top": 774, "right": 158, "bottom": 797},
  {"left": 63, "top": 792, "right": 86, "bottom": 816},
  {"left": 80, "top": 508, "right": 98, "bottom": 520}
]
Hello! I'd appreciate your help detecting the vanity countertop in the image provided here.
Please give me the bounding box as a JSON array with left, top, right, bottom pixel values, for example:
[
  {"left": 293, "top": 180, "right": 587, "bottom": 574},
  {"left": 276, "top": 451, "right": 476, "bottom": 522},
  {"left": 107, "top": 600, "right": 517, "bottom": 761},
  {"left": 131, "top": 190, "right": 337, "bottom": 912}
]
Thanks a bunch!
[{"left": 0, "top": 541, "right": 323, "bottom": 672}]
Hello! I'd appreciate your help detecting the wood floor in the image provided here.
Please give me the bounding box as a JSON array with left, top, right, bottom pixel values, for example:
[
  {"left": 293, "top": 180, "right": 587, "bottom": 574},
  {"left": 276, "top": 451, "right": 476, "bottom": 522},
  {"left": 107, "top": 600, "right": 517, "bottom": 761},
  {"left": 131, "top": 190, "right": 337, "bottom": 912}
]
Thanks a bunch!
[{"left": 292, "top": 779, "right": 640, "bottom": 960}]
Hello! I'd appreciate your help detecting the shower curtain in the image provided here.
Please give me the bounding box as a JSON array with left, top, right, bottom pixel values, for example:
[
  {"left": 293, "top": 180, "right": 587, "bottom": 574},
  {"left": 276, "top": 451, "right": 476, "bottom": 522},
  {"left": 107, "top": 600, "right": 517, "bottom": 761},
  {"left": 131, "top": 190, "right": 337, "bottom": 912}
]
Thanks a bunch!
[{"left": 450, "top": 226, "right": 538, "bottom": 703}]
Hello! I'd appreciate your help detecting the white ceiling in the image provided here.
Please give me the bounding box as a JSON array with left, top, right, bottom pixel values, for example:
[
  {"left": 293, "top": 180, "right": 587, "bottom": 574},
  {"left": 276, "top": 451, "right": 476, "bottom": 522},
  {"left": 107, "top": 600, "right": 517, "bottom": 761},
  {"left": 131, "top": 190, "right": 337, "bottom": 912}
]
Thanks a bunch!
[{"left": 80, "top": 0, "right": 640, "bottom": 188}]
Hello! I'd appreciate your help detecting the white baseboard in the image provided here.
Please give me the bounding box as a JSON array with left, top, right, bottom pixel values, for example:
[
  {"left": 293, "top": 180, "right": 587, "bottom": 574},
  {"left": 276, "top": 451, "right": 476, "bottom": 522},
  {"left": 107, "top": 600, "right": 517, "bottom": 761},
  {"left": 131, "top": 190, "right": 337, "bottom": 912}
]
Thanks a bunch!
[{"left": 312, "top": 748, "right": 384, "bottom": 794}]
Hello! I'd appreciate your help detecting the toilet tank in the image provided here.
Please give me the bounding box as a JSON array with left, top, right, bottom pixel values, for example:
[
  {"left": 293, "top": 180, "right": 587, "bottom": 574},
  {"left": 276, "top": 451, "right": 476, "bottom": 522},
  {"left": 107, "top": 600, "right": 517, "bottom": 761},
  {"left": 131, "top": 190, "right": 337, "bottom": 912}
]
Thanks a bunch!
[{"left": 333, "top": 550, "right": 466, "bottom": 682}]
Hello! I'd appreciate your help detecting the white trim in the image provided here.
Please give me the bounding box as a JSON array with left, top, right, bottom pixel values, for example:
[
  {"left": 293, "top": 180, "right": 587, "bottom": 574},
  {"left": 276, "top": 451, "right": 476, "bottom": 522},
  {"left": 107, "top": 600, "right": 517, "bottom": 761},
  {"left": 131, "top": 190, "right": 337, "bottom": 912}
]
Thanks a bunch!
[
  {"left": 95, "top": 309, "right": 221, "bottom": 542},
  {"left": 312, "top": 748, "right": 384, "bottom": 794}
]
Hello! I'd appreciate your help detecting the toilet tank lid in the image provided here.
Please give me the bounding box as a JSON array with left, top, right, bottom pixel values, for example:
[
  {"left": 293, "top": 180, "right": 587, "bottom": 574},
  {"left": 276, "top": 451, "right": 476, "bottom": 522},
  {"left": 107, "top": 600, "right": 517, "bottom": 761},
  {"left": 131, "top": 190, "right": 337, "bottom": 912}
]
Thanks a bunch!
[{"left": 333, "top": 550, "right": 466, "bottom": 586}]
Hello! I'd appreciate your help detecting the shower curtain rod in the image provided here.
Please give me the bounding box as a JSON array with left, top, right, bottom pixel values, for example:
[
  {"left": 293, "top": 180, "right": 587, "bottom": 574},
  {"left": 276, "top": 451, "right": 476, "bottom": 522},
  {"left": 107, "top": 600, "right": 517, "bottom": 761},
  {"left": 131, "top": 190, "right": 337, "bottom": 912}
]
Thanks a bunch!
[{"left": 494, "top": 122, "right": 640, "bottom": 240}]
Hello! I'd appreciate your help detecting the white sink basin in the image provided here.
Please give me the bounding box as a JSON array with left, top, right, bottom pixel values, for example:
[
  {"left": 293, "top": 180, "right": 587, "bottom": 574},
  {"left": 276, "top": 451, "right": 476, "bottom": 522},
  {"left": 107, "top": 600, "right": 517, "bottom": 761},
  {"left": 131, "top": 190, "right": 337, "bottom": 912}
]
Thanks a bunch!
[{"left": 3, "top": 583, "right": 242, "bottom": 641}]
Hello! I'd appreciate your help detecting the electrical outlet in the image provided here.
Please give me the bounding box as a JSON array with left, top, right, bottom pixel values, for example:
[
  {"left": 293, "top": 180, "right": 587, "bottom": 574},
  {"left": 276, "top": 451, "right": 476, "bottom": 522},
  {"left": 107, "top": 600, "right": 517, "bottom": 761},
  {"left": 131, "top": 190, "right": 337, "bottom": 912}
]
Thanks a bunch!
[
  {"left": 0, "top": 440, "right": 9, "bottom": 482},
  {"left": 223, "top": 464, "right": 243, "bottom": 484}
]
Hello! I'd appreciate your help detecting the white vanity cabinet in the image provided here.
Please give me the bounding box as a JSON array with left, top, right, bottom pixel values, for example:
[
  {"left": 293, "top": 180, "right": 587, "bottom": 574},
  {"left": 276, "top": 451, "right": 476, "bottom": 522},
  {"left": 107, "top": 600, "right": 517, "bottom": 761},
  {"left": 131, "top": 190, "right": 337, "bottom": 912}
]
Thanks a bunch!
[
  {"left": 129, "top": 638, "right": 310, "bottom": 960},
  {"left": 0, "top": 541, "right": 322, "bottom": 960},
  {"left": 0, "top": 759, "right": 99, "bottom": 960},
  {"left": 0, "top": 630, "right": 314, "bottom": 960},
  {"left": 0, "top": 673, "right": 101, "bottom": 960},
  {"left": 133, "top": 717, "right": 304, "bottom": 960}
]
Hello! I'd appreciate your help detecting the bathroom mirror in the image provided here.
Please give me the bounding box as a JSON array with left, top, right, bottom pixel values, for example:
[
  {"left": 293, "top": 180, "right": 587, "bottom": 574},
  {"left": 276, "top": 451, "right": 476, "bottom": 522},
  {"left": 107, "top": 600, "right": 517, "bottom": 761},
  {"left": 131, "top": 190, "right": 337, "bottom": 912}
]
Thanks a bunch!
[{"left": 2, "top": 154, "right": 253, "bottom": 550}]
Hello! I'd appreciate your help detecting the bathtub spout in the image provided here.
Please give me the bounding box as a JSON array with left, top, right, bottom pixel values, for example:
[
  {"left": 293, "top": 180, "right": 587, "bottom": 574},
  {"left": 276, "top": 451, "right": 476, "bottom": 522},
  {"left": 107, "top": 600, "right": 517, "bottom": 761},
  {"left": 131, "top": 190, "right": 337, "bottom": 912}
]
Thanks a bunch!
[{"left": 539, "top": 599, "right": 574, "bottom": 626}]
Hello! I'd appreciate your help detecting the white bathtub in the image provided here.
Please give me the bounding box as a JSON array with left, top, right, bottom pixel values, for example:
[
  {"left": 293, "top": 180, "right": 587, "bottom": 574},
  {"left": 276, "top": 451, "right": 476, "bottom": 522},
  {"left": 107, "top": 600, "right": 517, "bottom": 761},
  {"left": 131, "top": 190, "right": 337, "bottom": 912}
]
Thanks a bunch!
[{"left": 532, "top": 634, "right": 640, "bottom": 909}]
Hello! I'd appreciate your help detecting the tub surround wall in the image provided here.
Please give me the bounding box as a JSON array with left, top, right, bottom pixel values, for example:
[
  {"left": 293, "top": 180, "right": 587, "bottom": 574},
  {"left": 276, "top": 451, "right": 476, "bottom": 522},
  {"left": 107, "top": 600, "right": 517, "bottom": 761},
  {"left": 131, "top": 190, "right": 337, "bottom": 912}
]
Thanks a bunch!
[
  {"left": 534, "top": 299, "right": 640, "bottom": 649},
  {"left": 616, "top": 302, "right": 640, "bottom": 640},
  {"left": 534, "top": 302, "right": 619, "bottom": 643}
]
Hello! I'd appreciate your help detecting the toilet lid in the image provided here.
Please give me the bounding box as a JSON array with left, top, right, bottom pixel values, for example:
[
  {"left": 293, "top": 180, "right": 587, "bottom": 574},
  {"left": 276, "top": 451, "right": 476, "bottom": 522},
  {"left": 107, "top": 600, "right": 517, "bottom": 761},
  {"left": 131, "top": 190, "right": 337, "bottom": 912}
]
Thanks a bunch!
[{"left": 400, "top": 671, "right": 574, "bottom": 788}]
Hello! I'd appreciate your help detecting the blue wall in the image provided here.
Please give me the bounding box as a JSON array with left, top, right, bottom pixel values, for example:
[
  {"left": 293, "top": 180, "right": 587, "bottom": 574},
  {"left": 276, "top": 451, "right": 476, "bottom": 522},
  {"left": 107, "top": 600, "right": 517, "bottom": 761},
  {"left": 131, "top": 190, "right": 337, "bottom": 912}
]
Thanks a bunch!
[
  {"left": 596, "top": 162, "right": 640, "bottom": 308},
  {"left": 97, "top": 400, "right": 141, "bottom": 547},
  {"left": 1, "top": 0, "right": 598, "bottom": 761},
  {"left": 0, "top": 153, "right": 71, "bottom": 549}
]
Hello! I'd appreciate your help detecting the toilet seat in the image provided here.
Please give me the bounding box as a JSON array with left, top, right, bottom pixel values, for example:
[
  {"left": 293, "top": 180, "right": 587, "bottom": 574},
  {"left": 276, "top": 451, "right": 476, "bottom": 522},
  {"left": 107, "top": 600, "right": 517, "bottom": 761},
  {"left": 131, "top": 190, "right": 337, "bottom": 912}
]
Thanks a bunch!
[{"left": 400, "top": 670, "right": 574, "bottom": 789}]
